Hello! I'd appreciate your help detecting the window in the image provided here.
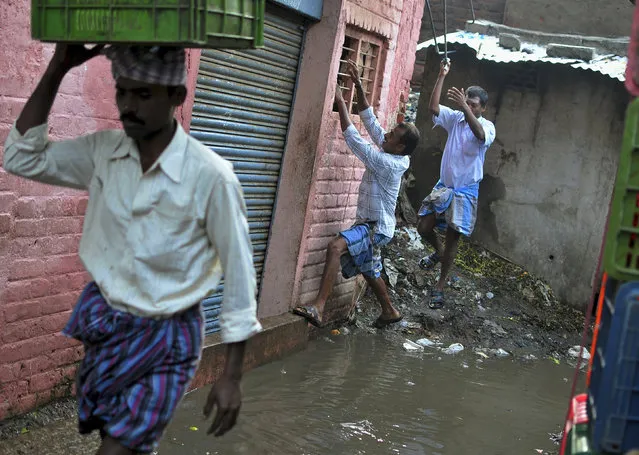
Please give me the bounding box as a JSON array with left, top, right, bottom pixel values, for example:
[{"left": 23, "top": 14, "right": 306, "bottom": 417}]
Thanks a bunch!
[{"left": 335, "top": 28, "right": 385, "bottom": 114}]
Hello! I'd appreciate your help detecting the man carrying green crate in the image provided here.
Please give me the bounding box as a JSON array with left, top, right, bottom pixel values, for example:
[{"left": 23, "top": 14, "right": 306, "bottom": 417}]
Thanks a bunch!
[{"left": 3, "top": 44, "right": 261, "bottom": 454}]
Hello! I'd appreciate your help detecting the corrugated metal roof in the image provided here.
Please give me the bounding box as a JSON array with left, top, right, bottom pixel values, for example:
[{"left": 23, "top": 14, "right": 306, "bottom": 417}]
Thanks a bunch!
[{"left": 416, "top": 31, "right": 627, "bottom": 82}]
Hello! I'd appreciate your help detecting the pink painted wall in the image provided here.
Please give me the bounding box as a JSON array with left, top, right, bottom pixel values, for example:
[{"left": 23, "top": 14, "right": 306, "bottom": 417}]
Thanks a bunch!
[
  {"left": 0, "top": 0, "right": 199, "bottom": 419},
  {"left": 288, "top": 0, "right": 425, "bottom": 323},
  {"left": 0, "top": 0, "right": 425, "bottom": 418}
]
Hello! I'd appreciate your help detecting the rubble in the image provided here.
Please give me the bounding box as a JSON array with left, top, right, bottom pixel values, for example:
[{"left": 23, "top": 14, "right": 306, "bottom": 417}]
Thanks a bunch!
[
  {"left": 349, "top": 226, "right": 587, "bottom": 360},
  {"left": 404, "top": 91, "right": 420, "bottom": 124}
]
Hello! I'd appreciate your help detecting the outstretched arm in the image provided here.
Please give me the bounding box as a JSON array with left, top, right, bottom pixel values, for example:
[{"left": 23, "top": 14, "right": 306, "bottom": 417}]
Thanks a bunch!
[
  {"left": 347, "top": 60, "right": 371, "bottom": 113},
  {"left": 16, "top": 44, "right": 103, "bottom": 135},
  {"left": 4, "top": 44, "right": 105, "bottom": 190},
  {"left": 346, "top": 60, "right": 385, "bottom": 146},
  {"left": 335, "top": 86, "right": 353, "bottom": 132},
  {"left": 429, "top": 59, "right": 450, "bottom": 117}
]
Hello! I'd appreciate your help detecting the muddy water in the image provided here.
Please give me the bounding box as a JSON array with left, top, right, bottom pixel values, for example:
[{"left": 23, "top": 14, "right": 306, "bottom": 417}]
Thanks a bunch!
[{"left": 160, "top": 333, "right": 574, "bottom": 455}]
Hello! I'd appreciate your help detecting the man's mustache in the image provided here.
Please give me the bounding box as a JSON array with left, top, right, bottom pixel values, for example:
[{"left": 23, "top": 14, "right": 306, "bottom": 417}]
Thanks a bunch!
[{"left": 120, "top": 114, "right": 144, "bottom": 125}]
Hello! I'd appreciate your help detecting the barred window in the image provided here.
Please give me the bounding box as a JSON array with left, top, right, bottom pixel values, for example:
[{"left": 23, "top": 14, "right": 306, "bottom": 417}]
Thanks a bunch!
[{"left": 335, "top": 28, "right": 385, "bottom": 114}]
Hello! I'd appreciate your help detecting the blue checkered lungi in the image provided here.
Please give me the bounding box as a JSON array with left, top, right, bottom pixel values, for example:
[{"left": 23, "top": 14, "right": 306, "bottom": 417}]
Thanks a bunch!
[
  {"left": 418, "top": 181, "right": 479, "bottom": 236},
  {"left": 339, "top": 223, "right": 391, "bottom": 279},
  {"left": 63, "top": 282, "right": 203, "bottom": 452}
]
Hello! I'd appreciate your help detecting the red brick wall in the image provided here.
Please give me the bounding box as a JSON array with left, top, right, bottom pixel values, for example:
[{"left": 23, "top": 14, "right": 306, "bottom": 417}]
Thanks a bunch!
[
  {"left": 296, "top": 119, "right": 365, "bottom": 321},
  {"left": 0, "top": 1, "right": 203, "bottom": 420},
  {"left": 294, "top": 0, "right": 425, "bottom": 324},
  {"left": 0, "top": 0, "right": 118, "bottom": 417}
]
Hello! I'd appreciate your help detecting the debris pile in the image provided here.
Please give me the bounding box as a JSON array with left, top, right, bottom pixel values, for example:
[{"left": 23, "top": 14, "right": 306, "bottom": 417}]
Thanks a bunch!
[
  {"left": 404, "top": 90, "right": 420, "bottom": 124},
  {"left": 350, "top": 226, "right": 587, "bottom": 361}
]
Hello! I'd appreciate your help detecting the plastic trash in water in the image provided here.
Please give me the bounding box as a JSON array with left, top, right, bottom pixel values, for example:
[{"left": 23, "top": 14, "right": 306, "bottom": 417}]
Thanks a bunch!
[
  {"left": 568, "top": 346, "right": 591, "bottom": 360},
  {"left": 416, "top": 338, "right": 443, "bottom": 347},
  {"left": 442, "top": 343, "right": 464, "bottom": 354},
  {"left": 486, "top": 292, "right": 495, "bottom": 299},
  {"left": 403, "top": 339, "right": 424, "bottom": 351},
  {"left": 493, "top": 348, "right": 510, "bottom": 357}
]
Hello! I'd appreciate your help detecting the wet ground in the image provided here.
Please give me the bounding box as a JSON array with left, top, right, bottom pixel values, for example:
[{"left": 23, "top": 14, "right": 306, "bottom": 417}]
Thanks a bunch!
[
  {"left": 0, "top": 227, "right": 588, "bottom": 454},
  {"left": 1, "top": 333, "right": 574, "bottom": 455},
  {"left": 350, "top": 226, "right": 588, "bottom": 363}
]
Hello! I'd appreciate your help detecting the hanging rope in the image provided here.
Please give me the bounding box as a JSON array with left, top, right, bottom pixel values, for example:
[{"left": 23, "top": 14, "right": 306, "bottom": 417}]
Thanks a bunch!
[
  {"left": 443, "top": 0, "right": 448, "bottom": 61},
  {"left": 425, "top": 0, "right": 449, "bottom": 62}
]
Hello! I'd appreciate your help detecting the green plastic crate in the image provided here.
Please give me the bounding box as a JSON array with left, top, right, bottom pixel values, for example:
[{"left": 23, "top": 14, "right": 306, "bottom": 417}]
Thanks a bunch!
[
  {"left": 31, "top": 0, "right": 264, "bottom": 48},
  {"left": 199, "top": 0, "right": 264, "bottom": 48},
  {"left": 604, "top": 98, "right": 639, "bottom": 281}
]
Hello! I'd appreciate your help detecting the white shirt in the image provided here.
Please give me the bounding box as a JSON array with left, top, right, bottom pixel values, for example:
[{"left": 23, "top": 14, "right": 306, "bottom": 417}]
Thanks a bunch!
[
  {"left": 3, "top": 122, "right": 262, "bottom": 344},
  {"left": 343, "top": 107, "right": 410, "bottom": 238},
  {"left": 434, "top": 105, "right": 496, "bottom": 189}
]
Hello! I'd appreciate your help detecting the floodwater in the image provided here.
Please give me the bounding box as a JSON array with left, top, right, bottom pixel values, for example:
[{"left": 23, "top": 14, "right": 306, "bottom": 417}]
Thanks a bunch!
[{"left": 159, "top": 332, "right": 574, "bottom": 455}]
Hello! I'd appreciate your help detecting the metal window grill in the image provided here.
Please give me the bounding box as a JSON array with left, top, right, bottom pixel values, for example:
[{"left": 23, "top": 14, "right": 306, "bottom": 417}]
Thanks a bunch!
[{"left": 335, "top": 29, "right": 384, "bottom": 114}]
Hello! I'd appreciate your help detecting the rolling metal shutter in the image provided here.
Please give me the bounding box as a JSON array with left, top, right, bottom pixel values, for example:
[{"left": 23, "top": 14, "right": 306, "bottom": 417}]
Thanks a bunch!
[{"left": 190, "top": 7, "right": 305, "bottom": 335}]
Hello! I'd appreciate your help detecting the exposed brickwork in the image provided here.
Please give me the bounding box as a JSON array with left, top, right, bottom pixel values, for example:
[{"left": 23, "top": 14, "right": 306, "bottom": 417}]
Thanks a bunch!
[
  {"left": 297, "top": 116, "right": 364, "bottom": 320},
  {"left": 0, "top": 0, "right": 120, "bottom": 420}
]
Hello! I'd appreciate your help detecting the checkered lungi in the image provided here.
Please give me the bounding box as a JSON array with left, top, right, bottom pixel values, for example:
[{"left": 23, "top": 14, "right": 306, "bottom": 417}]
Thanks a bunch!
[
  {"left": 418, "top": 180, "right": 480, "bottom": 236},
  {"left": 339, "top": 223, "right": 391, "bottom": 279}
]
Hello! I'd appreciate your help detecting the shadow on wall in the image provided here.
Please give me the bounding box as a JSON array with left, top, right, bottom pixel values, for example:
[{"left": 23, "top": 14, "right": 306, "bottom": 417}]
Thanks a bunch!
[{"left": 407, "top": 46, "right": 484, "bottom": 207}]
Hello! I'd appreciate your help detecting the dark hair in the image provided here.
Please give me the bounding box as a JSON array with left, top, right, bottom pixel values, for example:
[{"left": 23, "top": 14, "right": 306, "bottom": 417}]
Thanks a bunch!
[
  {"left": 466, "top": 86, "right": 488, "bottom": 107},
  {"left": 397, "top": 122, "right": 420, "bottom": 156}
]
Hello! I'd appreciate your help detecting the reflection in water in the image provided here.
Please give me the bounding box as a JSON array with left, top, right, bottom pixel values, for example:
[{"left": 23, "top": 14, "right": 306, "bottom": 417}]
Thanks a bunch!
[{"left": 160, "top": 333, "right": 573, "bottom": 455}]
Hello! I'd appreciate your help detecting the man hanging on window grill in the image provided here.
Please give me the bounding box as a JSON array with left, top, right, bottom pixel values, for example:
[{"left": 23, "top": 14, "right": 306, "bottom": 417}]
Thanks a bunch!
[
  {"left": 416, "top": 59, "right": 496, "bottom": 310},
  {"left": 293, "top": 61, "right": 420, "bottom": 329}
]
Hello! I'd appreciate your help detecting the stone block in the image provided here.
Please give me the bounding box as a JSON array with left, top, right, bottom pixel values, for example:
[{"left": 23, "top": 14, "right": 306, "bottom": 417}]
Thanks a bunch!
[
  {"left": 499, "top": 33, "right": 522, "bottom": 51},
  {"left": 546, "top": 43, "right": 596, "bottom": 61}
]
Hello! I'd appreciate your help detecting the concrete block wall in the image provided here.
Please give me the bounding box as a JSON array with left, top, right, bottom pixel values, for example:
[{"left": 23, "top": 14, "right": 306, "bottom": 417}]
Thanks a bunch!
[
  {"left": 294, "top": 0, "right": 424, "bottom": 324},
  {"left": 419, "top": 0, "right": 506, "bottom": 42}
]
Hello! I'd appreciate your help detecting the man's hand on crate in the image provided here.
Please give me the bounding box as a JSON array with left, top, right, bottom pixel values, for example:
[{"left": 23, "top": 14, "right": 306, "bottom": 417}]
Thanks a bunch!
[{"left": 51, "top": 44, "right": 105, "bottom": 72}]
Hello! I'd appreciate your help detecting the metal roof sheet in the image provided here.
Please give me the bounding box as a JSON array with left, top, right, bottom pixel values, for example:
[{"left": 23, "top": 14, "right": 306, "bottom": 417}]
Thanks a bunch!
[{"left": 416, "top": 31, "right": 627, "bottom": 81}]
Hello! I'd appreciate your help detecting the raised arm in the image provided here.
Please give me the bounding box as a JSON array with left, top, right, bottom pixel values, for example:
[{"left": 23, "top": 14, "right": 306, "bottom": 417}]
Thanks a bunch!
[
  {"left": 16, "top": 44, "right": 103, "bottom": 135},
  {"left": 346, "top": 60, "right": 385, "bottom": 146},
  {"left": 429, "top": 59, "right": 450, "bottom": 117},
  {"left": 3, "top": 44, "right": 105, "bottom": 189},
  {"left": 334, "top": 86, "right": 353, "bottom": 133},
  {"left": 347, "top": 60, "right": 371, "bottom": 112}
]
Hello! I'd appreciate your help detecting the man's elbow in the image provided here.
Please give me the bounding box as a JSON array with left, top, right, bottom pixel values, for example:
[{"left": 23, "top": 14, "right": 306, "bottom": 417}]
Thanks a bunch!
[
  {"left": 2, "top": 146, "right": 41, "bottom": 179},
  {"left": 2, "top": 146, "right": 20, "bottom": 175},
  {"left": 429, "top": 106, "right": 439, "bottom": 116}
]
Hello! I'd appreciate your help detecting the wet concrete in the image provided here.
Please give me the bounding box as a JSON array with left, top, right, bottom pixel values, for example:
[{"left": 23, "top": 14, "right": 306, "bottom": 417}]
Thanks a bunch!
[{"left": 1, "top": 332, "right": 574, "bottom": 455}]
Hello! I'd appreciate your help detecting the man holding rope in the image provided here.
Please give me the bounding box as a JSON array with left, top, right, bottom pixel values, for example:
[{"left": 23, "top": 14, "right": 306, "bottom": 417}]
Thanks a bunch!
[
  {"left": 293, "top": 61, "right": 420, "bottom": 328},
  {"left": 417, "top": 59, "right": 496, "bottom": 309}
]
